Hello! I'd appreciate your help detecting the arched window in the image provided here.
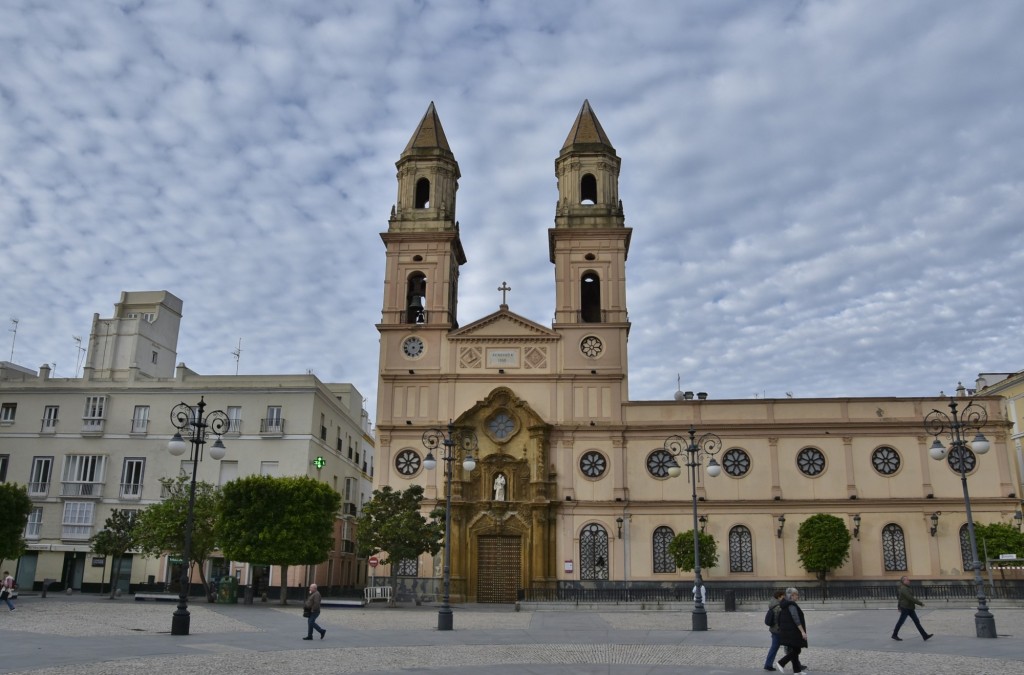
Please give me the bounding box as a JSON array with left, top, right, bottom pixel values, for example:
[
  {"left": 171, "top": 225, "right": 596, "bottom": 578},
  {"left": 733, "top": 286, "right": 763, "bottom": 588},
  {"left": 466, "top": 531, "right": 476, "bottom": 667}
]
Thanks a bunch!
[
  {"left": 581, "top": 272, "right": 601, "bottom": 323},
  {"left": 580, "top": 173, "right": 597, "bottom": 204},
  {"left": 580, "top": 523, "right": 609, "bottom": 580},
  {"left": 959, "top": 524, "right": 974, "bottom": 571},
  {"left": 406, "top": 273, "right": 426, "bottom": 324},
  {"left": 882, "top": 523, "right": 908, "bottom": 571},
  {"left": 653, "top": 526, "right": 676, "bottom": 573},
  {"left": 415, "top": 177, "right": 431, "bottom": 208},
  {"left": 729, "top": 525, "right": 754, "bottom": 573}
]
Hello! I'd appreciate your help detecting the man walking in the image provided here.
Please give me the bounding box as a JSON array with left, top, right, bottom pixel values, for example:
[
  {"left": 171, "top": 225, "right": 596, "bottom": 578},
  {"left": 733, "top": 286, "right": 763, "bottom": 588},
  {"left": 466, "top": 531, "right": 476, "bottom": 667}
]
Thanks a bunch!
[
  {"left": 302, "top": 583, "right": 326, "bottom": 640},
  {"left": 892, "top": 575, "right": 932, "bottom": 641}
]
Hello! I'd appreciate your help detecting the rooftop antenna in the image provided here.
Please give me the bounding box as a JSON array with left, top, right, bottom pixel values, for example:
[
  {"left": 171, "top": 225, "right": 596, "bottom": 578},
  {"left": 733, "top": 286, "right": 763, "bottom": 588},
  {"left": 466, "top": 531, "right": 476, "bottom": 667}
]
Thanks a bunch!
[
  {"left": 73, "top": 336, "right": 86, "bottom": 378},
  {"left": 232, "top": 338, "right": 242, "bottom": 375},
  {"left": 8, "top": 318, "right": 18, "bottom": 361}
]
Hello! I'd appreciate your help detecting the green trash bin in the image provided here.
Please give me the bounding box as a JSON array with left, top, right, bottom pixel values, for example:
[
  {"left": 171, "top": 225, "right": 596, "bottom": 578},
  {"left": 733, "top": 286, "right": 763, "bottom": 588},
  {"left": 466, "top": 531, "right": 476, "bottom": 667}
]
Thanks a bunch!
[{"left": 217, "top": 576, "right": 238, "bottom": 604}]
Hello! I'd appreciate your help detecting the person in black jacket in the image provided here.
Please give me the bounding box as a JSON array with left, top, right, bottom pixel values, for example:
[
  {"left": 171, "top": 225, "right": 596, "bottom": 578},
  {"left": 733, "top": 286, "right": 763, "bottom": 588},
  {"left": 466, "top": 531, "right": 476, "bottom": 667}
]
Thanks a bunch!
[{"left": 775, "top": 587, "right": 808, "bottom": 673}]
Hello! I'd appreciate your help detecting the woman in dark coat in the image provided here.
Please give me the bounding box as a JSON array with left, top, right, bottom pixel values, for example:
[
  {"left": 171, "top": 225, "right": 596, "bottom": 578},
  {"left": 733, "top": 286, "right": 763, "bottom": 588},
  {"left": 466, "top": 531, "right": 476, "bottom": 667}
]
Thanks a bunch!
[{"left": 775, "top": 587, "right": 809, "bottom": 673}]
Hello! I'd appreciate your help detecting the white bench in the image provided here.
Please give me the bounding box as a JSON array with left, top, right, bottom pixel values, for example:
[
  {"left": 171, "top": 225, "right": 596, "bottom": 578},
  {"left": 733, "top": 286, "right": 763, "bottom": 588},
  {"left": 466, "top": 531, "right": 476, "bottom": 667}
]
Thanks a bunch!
[{"left": 363, "top": 586, "right": 392, "bottom": 603}]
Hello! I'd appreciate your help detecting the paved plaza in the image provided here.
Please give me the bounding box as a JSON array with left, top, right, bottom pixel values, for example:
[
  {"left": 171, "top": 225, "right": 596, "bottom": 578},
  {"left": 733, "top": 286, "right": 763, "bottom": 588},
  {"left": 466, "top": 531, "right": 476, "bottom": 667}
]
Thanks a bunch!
[{"left": 2, "top": 594, "right": 1023, "bottom": 674}]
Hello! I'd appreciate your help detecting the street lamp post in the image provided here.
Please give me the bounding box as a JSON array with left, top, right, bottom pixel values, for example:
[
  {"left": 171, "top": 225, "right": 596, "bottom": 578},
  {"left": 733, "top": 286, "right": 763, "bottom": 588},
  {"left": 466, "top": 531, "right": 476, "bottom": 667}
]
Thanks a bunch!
[
  {"left": 422, "top": 421, "right": 477, "bottom": 631},
  {"left": 166, "top": 397, "right": 228, "bottom": 636},
  {"left": 924, "top": 397, "right": 996, "bottom": 639},
  {"left": 664, "top": 426, "right": 722, "bottom": 632}
]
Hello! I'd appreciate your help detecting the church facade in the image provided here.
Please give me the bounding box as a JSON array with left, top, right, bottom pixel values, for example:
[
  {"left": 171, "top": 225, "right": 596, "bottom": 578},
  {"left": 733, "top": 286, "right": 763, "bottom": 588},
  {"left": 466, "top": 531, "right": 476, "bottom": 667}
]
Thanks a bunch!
[{"left": 373, "top": 102, "right": 1020, "bottom": 602}]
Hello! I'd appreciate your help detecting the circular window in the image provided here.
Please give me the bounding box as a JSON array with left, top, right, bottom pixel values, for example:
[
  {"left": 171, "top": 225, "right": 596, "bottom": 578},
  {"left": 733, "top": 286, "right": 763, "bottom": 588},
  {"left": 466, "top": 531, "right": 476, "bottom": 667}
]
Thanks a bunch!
[
  {"left": 947, "top": 446, "right": 977, "bottom": 474},
  {"left": 580, "top": 451, "right": 607, "bottom": 478},
  {"left": 722, "top": 448, "right": 750, "bottom": 477},
  {"left": 394, "top": 449, "right": 421, "bottom": 476},
  {"left": 796, "top": 447, "right": 826, "bottom": 477},
  {"left": 871, "top": 446, "right": 901, "bottom": 475},
  {"left": 486, "top": 411, "right": 516, "bottom": 440},
  {"left": 580, "top": 336, "right": 603, "bottom": 358},
  {"left": 646, "top": 449, "right": 676, "bottom": 478}
]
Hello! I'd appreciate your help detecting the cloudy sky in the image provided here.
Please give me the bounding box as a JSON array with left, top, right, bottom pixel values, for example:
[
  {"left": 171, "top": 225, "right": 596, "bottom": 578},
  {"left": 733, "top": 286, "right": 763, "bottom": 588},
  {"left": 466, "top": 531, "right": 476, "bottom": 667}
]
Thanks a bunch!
[{"left": 3, "top": 1, "right": 1023, "bottom": 424}]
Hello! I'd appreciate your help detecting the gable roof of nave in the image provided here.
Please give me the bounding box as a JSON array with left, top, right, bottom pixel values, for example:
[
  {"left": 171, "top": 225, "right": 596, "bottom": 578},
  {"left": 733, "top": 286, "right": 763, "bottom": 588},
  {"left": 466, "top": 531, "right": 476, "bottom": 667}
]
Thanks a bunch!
[{"left": 450, "top": 308, "right": 558, "bottom": 341}]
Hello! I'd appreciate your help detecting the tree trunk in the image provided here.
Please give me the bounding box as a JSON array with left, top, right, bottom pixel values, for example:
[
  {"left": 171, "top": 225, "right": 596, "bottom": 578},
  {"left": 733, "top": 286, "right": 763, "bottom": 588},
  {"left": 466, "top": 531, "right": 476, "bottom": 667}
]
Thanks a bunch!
[
  {"left": 279, "top": 564, "right": 289, "bottom": 604},
  {"left": 109, "top": 557, "right": 122, "bottom": 599}
]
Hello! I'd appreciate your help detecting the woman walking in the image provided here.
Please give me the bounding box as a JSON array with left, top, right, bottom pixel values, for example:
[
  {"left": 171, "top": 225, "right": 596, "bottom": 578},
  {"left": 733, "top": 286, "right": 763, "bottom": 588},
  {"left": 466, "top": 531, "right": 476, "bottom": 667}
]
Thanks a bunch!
[{"left": 775, "top": 587, "right": 808, "bottom": 673}]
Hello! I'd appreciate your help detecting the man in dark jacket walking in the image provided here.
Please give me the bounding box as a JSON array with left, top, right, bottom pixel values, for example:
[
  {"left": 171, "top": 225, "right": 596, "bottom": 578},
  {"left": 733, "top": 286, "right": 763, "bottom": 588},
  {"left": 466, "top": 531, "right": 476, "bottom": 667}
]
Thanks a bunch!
[{"left": 892, "top": 575, "right": 932, "bottom": 641}]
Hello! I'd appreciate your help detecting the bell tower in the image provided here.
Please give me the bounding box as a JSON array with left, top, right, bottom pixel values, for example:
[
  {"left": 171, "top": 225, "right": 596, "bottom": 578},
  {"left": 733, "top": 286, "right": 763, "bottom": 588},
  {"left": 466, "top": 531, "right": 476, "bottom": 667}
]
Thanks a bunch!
[
  {"left": 380, "top": 102, "right": 466, "bottom": 329},
  {"left": 549, "top": 101, "right": 631, "bottom": 397}
]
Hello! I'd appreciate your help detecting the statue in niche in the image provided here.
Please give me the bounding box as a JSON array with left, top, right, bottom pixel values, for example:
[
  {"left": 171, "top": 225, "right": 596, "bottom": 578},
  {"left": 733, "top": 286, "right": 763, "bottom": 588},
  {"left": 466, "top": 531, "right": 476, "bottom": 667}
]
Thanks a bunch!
[{"left": 493, "top": 473, "right": 507, "bottom": 501}]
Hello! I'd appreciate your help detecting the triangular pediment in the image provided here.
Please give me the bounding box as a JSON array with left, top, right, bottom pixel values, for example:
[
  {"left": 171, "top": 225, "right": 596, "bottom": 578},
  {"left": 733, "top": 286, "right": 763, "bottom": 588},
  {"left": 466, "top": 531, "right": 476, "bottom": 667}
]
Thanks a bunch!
[{"left": 450, "top": 309, "right": 558, "bottom": 340}]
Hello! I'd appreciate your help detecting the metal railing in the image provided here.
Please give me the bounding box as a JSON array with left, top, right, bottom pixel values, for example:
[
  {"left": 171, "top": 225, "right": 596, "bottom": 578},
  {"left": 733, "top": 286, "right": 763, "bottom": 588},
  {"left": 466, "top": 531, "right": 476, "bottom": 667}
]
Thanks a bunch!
[
  {"left": 519, "top": 582, "right": 1024, "bottom": 604},
  {"left": 60, "top": 481, "right": 103, "bottom": 498},
  {"left": 119, "top": 482, "right": 144, "bottom": 499},
  {"left": 260, "top": 418, "right": 285, "bottom": 434}
]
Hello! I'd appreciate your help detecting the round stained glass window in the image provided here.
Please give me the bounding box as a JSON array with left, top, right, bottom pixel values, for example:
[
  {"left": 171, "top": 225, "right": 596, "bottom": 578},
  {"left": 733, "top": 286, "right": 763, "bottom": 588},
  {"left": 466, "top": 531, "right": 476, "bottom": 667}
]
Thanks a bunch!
[
  {"left": 394, "top": 449, "right": 421, "bottom": 476},
  {"left": 871, "top": 446, "right": 901, "bottom": 475},
  {"left": 580, "top": 450, "right": 607, "bottom": 478},
  {"left": 487, "top": 412, "right": 516, "bottom": 440},
  {"left": 646, "top": 449, "right": 676, "bottom": 478},
  {"left": 796, "top": 447, "right": 826, "bottom": 477},
  {"left": 947, "top": 446, "right": 977, "bottom": 474},
  {"left": 722, "top": 448, "right": 750, "bottom": 477}
]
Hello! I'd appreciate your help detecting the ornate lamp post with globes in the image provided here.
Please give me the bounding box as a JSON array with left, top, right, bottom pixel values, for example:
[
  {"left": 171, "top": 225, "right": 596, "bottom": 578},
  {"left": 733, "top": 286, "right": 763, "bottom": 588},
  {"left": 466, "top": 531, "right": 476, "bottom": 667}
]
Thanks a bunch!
[
  {"left": 924, "top": 397, "right": 996, "bottom": 638},
  {"left": 422, "top": 421, "right": 477, "bottom": 631},
  {"left": 664, "top": 426, "right": 722, "bottom": 632},
  {"left": 166, "top": 397, "right": 228, "bottom": 636}
]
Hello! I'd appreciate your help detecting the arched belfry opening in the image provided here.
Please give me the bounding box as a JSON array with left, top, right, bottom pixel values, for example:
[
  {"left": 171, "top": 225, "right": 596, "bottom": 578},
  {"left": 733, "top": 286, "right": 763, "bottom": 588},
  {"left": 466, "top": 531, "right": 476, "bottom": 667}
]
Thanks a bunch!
[
  {"left": 580, "top": 173, "right": 597, "bottom": 205},
  {"left": 415, "top": 177, "right": 431, "bottom": 208},
  {"left": 406, "top": 272, "right": 426, "bottom": 324},
  {"left": 581, "top": 272, "right": 601, "bottom": 322}
]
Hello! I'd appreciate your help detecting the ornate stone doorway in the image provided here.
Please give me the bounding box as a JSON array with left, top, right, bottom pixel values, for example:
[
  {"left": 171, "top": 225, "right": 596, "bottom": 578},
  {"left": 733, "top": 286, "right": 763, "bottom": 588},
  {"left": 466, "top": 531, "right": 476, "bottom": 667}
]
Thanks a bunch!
[{"left": 476, "top": 534, "right": 521, "bottom": 603}]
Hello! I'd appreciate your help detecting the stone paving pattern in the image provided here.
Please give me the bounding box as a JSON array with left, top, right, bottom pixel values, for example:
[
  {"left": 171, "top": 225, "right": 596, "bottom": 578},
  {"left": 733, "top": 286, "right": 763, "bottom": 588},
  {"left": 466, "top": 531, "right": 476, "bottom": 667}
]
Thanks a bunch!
[{"left": 2, "top": 595, "right": 1022, "bottom": 674}]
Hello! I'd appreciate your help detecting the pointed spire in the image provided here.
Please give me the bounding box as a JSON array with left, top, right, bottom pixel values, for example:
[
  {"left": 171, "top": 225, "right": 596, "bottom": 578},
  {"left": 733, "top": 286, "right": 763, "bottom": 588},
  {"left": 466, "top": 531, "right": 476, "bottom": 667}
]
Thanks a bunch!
[
  {"left": 404, "top": 102, "right": 453, "bottom": 154},
  {"left": 562, "top": 99, "right": 614, "bottom": 150}
]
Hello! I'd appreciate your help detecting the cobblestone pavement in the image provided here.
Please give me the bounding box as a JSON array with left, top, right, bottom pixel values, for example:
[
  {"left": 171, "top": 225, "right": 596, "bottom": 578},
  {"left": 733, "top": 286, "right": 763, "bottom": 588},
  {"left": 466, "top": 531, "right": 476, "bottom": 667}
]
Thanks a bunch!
[{"left": 3, "top": 595, "right": 1022, "bottom": 674}]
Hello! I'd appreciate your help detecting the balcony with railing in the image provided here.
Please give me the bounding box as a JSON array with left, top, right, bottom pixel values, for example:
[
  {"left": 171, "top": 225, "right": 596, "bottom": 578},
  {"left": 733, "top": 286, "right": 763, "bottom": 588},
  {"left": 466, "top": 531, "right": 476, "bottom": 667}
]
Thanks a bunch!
[
  {"left": 80, "top": 418, "right": 105, "bottom": 435},
  {"left": 40, "top": 418, "right": 59, "bottom": 434},
  {"left": 343, "top": 502, "right": 358, "bottom": 517},
  {"left": 260, "top": 418, "right": 286, "bottom": 436},
  {"left": 28, "top": 482, "right": 50, "bottom": 498},
  {"left": 130, "top": 417, "right": 149, "bottom": 435},
  {"left": 60, "top": 481, "right": 104, "bottom": 498},
  {"left": 226, "top": 418, "right": 243, "bottom": 435},
  {"left": 119, "top": 482, "right": 144, "bottom": 500},
  {"left": 341, "top": 540, "right": 356, "bottom": 554},
  {"left": 61, "top": 524, "right": 93, "bottom": 540}
]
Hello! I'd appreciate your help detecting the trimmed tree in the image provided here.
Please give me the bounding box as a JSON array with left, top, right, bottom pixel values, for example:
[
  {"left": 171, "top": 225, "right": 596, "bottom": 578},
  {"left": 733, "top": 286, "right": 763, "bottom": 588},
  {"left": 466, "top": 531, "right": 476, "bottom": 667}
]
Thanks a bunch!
[
  {"left": 90, "top": 509, "right": 138, "bottom": 598},
  {"left": 974, "top": 522, "right": 1024, "bottom": 568},
  {"left": 134, "top": 475, "right": 222, "bottom": 601},
  {"left": 355, "top": 485, "right": 444, "bottom": 606},
  {"left": 667, "top": 530, "right": 719, "bottom": 572},
  {"left": 0, "top": 483, "right": 32, "bottom": 567},
  {"left": 796, "top": 513, "right": 851, "bottom": 596},
  {"left": 218, "top": 475, "right": 341, "bottom": 605}
]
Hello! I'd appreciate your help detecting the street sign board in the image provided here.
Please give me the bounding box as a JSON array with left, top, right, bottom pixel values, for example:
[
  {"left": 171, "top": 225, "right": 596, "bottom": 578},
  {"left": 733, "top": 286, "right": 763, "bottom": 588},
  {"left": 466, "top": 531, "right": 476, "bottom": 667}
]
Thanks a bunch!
[{"left": 368, "top": 556, "right": 379, "bottom": 568}]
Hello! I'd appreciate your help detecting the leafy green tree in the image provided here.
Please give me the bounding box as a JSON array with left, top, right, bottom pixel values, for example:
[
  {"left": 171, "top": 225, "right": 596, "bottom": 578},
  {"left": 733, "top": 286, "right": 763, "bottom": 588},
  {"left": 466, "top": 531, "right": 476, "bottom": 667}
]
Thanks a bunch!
[
  {"left": 0, "top": 483, "right": 32, "bottom": 567},
  {"left": 974, "top": 522, "right": 1024, "bottom": 566},
  {"left": 667, "top": 530, "right": 718, "bottom": 573},
  {"left": 218, "top": 475, "right": 341, "bottom": 605},
  {"left": 134, "top": 475, "right": 221, "bottom": 600},
  {"left": 355, "top": 485, "right": 444, "bottom": 605},
  {"left": 90, "top": 509, "right": 138, "bottom": 598},
  {"left": 797, "top": 513, "right": 851, "bottom": 594}
]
